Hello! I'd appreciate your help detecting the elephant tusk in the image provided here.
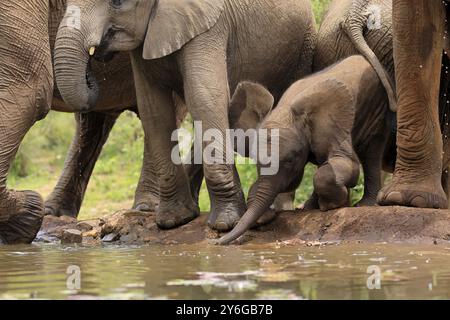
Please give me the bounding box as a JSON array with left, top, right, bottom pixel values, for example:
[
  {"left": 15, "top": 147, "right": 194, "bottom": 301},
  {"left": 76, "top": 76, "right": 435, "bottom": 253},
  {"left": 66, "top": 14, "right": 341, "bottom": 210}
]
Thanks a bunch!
[{"left": 89, "top": 46, "right": 96, "bottom": 56}]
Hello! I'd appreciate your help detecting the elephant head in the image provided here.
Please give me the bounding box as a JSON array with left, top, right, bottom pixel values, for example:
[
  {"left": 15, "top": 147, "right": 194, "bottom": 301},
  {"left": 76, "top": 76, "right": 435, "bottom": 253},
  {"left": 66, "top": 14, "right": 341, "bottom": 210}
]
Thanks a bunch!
[
  {"left": 54, "top": 0, "right": 225, "bottom": 111},
  {"left": 216, "top": 79, "right": 357, "bottom": 245}
]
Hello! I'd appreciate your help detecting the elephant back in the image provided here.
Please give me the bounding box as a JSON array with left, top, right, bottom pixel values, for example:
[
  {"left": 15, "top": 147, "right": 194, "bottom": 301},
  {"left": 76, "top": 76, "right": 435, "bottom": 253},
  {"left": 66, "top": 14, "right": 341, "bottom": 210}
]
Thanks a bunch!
[{"left": 314, "top": 0, "right": 394, "bottom": 81}]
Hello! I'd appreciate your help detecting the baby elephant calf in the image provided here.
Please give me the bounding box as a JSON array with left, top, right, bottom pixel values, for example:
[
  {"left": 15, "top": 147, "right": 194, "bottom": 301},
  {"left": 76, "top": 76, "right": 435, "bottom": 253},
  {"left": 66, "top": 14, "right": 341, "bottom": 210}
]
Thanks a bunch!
[{"left": 216, "top": 55, "right": 392, "bottom": 245}]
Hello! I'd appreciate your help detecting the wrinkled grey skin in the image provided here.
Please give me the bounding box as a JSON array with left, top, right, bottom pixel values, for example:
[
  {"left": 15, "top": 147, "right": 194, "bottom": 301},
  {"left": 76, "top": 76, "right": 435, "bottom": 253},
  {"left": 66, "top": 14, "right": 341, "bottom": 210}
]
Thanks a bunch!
[
  {"left": 378, "top": 0, "right": 450, "bottom": 209},
  {"left": 54, "top": 0, "right": 317, "bottom": 231},
  {"left": 0, "top": 0, "right": 161, "bottom": 244},
  {"left": 216, "top": 56, "right": 387, "bottom": 245}
]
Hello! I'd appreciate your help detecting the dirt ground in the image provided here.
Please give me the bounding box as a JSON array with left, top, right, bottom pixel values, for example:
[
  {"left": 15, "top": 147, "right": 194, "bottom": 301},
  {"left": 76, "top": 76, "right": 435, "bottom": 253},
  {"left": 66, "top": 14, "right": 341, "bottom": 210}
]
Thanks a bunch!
[{"left": 36, "top": 206, "right": 450, "bottom": 246}]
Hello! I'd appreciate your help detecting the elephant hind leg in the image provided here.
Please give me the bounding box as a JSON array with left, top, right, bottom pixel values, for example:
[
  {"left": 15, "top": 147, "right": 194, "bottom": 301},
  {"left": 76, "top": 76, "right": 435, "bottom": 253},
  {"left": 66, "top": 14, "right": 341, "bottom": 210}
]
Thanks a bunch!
[
  {"left": 355, "top": 133, "right": 388, "bottom": 207},
  {"left": 45, "top": 111, "right": 119, "bottom": 218},
  {"left": 378, "top": 0, "right": 447, "bottom": 209}
]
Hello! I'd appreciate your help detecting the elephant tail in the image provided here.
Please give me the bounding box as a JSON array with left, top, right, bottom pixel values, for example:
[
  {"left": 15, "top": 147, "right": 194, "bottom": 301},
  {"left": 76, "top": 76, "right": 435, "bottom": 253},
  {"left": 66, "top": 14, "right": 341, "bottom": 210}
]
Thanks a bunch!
[{"left": 341, "top": 1, "right": 397, "bottom": 112}]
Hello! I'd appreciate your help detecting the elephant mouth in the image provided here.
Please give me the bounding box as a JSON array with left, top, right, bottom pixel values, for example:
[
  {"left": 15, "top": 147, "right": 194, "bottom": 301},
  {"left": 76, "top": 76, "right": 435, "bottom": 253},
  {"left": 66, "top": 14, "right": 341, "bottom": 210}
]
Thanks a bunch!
[{"left": 85, "top": 60, "right": 99, "bottom": 109}]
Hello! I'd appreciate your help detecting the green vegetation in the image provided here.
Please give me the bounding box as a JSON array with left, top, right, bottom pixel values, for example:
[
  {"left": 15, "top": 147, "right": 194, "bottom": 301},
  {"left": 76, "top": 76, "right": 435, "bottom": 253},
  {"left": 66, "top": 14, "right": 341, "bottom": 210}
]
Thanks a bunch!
[{"left": 8, "top": 0, "right": 363, "bottom": 220}]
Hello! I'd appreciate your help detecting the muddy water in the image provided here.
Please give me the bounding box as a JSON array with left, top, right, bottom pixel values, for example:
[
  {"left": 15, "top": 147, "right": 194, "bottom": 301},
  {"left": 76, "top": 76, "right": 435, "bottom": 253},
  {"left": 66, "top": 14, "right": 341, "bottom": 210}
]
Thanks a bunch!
[{"left": 1, "top": 243, "right": 450, "bottom": 299}]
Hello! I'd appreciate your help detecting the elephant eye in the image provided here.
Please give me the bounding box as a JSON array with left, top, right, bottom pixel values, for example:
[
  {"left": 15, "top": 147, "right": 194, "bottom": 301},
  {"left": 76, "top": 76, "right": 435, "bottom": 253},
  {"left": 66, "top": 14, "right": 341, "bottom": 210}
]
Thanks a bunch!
[{"left": 111, "top": 0, "right": 124, "bottom": 8}]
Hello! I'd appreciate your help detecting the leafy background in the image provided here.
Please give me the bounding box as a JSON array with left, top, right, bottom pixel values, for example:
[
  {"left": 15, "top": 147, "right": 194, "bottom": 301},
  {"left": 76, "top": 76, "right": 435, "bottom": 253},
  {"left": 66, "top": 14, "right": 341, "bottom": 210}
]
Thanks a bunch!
[{"left": 7, "top": 0, "right": 370, "bottom": 220}]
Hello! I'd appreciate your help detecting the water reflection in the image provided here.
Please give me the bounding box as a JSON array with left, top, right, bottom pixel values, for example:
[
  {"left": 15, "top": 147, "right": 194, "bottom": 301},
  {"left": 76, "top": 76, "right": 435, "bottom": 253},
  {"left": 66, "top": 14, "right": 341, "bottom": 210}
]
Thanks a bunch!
[{"left": 1, "top": 243, "right": 450, "bottom": 299}]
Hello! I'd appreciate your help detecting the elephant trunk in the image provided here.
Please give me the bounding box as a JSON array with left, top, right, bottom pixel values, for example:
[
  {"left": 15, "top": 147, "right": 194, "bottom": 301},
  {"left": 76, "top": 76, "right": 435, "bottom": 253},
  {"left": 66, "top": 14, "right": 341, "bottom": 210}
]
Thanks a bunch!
[
  {"left": 215, "top": 178, "right": 279, "bottom": 245},
  {"left": 54, "top": 17, "right": 99, "bottom": 112}
]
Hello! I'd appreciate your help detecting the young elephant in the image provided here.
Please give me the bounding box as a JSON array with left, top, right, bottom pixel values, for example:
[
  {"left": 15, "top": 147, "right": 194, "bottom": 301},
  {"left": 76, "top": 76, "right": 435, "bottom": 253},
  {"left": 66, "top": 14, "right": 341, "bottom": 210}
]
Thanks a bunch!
[{"left": 216, "top": 55, "right": 389, "bottom": 245}]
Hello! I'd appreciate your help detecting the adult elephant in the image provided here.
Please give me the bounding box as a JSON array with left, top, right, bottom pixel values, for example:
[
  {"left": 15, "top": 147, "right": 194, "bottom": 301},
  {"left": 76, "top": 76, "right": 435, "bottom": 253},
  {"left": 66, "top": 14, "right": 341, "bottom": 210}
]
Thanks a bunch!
[
  {"left": 378, "top": 0, "right": 450, "bottom": 209},
  {"left": 0, "top": 0, "right": 160, "bottom": 244},
  {"left": 54, "top": 0, "right": 317, "bottom": 231}
]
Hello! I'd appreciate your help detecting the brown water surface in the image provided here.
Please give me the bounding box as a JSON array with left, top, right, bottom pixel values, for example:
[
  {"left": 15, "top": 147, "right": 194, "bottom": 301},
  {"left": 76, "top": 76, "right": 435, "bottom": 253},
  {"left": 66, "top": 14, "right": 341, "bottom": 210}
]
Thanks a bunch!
[{"left": 1, "top": 243, "right": 450, "bottom": 299}]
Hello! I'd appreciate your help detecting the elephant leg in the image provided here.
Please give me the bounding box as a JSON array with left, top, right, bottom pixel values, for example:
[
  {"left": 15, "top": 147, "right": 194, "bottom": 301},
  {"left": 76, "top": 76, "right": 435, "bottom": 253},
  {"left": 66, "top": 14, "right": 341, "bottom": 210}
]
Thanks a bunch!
[
  {"left": 0, "top": 88, "right": 50, "bottom": 244},
  {"left": 357, "top": 155, "right": 382, "bottom": 207},
  {"left": 184, "top": 145, "right": 204, "bottom": 209},
  {"left": 0, "top": 2, "right": 52, "bottom": 243},
  {"left": 181, "top": 43, "right": 246, "bottom": 232},
  {"left": 135, "top": 95, "right": 189, "bottom": 212},
  {"left": 314, "top": 156, "right": 360, "bottom": 211},
  {"left": 356, "top": 135, "right": 388, "bottom": 207},
  {"left": 441, "top": 168, "right": 450, "bottom": 207},
  {"left": 131, "top": 55, "right": 199, "bottom": 229},
  {"left": 133, "top": 136, "right": 161, "bottom": 212},
  {"left": 378, "top": 0, "right": 448, "bottom": 208},
  {"left": 273, "top": 192, "right": 296, "bottom": 211},
  {"left": 45, "top": 112, "right": 118, "bottom": 218},
  {"left": 302, "top": 191, "right": 320, "bottom": 211}
]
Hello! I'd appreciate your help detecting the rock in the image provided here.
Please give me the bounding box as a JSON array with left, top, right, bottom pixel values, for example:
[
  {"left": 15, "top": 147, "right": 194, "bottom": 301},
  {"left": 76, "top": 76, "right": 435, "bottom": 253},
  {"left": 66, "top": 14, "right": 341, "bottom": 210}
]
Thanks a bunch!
[
  {"left": 82, "top": 229, "right": 100, "bottom": 239},
  {"left": 119, "top": 233, "right": 138, "bottom": 243},
  {"left": 34, "top": 231, "right": 59, "bottom": 243},
  {"left": 76, "top": 220, "right": 99, "bottom": 232},
  {"left": 61, "top": 229, "right": 83, "bottom": 244},
  {"left": 38, "top": 206, "right": 450, "bottom": 246},
  {"left": 102, "top": 233, "right": 119, "bottom": 243}
]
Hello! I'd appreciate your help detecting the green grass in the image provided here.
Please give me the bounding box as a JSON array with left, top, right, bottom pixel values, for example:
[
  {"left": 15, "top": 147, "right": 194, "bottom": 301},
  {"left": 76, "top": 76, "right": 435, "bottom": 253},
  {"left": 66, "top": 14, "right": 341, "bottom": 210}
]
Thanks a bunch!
[{"left": 8, "top": 0, "right": 364, "bottom": 220}]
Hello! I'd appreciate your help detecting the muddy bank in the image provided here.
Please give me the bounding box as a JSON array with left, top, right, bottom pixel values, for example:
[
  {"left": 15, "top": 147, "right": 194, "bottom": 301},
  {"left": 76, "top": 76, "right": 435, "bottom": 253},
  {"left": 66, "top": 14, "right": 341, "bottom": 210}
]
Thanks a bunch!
[{"left": 36, "top": 206, "right": 450, "bottom": 245}]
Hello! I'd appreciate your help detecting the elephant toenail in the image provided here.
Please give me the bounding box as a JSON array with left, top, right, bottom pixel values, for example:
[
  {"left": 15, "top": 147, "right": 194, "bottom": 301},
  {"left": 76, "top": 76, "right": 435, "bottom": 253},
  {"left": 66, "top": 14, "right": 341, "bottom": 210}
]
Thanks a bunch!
[
  {"left": 44, "top": 207, "right": 55, "bottom": 216},
  {"left": 160, "top": 220, "right": 175, "bottom": 229},
  {"left": 386, "top": 191, "right": 403, "bottom": 204},
  {"left": 215, "top": 222, "right": 230, "bottom": 232},
  {"left": 410, "top": 196, "right": 427, "bottom": 208},
  {"left": 135, "top": 203, "right": 151, "bottom": 212}
]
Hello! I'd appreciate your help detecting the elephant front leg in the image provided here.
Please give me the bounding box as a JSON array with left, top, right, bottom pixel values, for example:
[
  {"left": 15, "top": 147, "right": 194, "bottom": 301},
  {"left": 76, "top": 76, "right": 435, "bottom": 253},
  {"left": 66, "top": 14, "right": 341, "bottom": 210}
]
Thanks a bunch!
[
  {"left": 181, "top": 48, "right": 246, "bottom": 232},
  {"left": 132, "top": 59, "right": 199, "bottom": 229},
  {"left": 45, "top": 112, "right": 119, "bottom": 218},
  {"left": 314, "top": 156, "right": 360, "bottom": 211},
  {"left": 378, "top": 0, "right": 448, "bottom": 208},
  {"left": 133, "top": 136, "right": 161, "bottom": 212},
  {"left": 0, "top": 91, "right": 45, "bottom": 244}
]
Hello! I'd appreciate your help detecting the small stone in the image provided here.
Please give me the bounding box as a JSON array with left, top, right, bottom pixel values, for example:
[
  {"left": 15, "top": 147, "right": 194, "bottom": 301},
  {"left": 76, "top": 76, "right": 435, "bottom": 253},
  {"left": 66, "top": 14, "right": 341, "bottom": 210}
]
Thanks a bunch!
[
  {"left": 76, "top": 220, "right": 98, "bottom": 232},
  {"left": 102, "top": 233, "right": 119, "bottom": 243},
  {"left": 61, "top": 229, "right": 83, "bottom": 244},
  {"left": 59, "top": 216, "right": 77, "bottom": 224},
  {"left": 82, "top": 229, "right": 100, "bottom": 239},
  {"left": 120, "top": 233, "right": 138, "bottom": 243}
]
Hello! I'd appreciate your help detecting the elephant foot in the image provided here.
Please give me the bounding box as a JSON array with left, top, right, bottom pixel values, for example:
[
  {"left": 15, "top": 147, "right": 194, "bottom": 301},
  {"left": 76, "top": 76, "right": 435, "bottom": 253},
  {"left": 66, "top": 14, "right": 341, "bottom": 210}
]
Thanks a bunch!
[
  {"left": 133, "top": 194, "right": 159, "bottom": 212},
  {"left": 355, "top": 195, "right": 377, "bottom": 207},
  {"left": 207, "top": 193, "right": 247, "bottom": 232},
  {"left": 300, "top": 194, "right": 319, "bottom": 211},
  {"left": 253, "top": 209, "right": 277, "bottom": 228},
  {"left": 44, "top": 197, "right": 79, "bottom": 218},
  {"left": 377, "top": 176, "right": 447, "bottom": 209},
  {"left": 273, "top": 192, "right": 295, "bottom": 211},
  {"left": 0, "top": 191, "right": 44, "bottom": 245},
  {"left": 156, "top": 201, "right": 200, "bottom": 229}
]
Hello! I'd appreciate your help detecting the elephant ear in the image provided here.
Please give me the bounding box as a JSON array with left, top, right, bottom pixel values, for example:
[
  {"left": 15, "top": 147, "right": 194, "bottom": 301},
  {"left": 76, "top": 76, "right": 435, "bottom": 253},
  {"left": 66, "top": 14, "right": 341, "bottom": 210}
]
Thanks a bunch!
[
  {"left": 229, "top": 82, "right": 275, "bottom": 131},
  {"left": 290, "top": 79, "right": 355, "bottom": 134},
  {"left": 143, "top": 0, "right": 225, "bottom": 60}
]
